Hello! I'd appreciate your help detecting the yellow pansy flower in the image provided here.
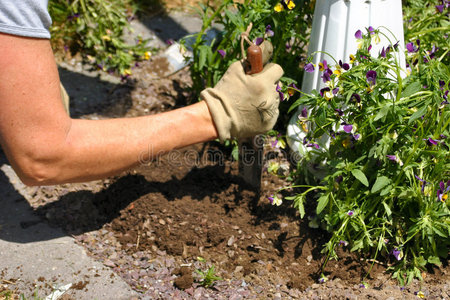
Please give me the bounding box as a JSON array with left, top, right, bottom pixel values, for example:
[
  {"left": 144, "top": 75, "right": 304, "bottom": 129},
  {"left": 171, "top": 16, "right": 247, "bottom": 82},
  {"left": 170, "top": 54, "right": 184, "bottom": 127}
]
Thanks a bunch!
[
  {"left": 286, "top": 0, "right": 295, "bottom": 9},
  {"left": 416, "top": 291, "right": 425, "bottom": 298},
  {"left": 144, "top": 51, "right": 152, "bottom": 60},
  {"left": 342, "top": 136, "right": 352, "bottom": 148},
  {"left": 333, "top": 68, "right": 342, "bottom": 78},
  {"left": 324, "top": 90, "right": 334, "bottom": 101},
  {"left": 274, "top": 3, "right": 284, "bottom": 12},
  {"left": 300, "top": 121, "right": 309, "bottom": 133}
]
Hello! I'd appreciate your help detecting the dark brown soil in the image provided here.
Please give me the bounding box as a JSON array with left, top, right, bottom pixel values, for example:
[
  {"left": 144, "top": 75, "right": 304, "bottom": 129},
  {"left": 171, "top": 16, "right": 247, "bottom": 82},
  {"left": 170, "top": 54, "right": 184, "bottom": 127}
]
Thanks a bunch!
[{"left": 34, "top": 55, "right": 449, "bottom": 299}]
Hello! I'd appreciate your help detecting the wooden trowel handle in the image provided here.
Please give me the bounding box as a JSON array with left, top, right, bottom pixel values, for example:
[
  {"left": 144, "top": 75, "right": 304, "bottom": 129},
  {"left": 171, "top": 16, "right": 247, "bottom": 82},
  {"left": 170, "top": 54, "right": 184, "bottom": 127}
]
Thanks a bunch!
[{"left": 245, "top": 44, "right": 263, "bottom": 75}]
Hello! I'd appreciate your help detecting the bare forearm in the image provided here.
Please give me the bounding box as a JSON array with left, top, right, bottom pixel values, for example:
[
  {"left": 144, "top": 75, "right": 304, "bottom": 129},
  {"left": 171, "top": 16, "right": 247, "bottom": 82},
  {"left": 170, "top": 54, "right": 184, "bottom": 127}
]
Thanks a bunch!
[
  {"left": 10, "top": 101, "right": 217, "bottom": 185},
  {"left": 44, "top": 101, "right": 217, "bottom": 184}
]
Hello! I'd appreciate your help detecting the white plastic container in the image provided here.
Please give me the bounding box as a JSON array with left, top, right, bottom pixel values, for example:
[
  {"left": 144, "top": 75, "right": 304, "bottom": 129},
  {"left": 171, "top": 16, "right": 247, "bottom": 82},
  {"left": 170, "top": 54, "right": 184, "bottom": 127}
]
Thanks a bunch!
[{"left": 287, "top": 0, "right": 406, "bottom": 160}]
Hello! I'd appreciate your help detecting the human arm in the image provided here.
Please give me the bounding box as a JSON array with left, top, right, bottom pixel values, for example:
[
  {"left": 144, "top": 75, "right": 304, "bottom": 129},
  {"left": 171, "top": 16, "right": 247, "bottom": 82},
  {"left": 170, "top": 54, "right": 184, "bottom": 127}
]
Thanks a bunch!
[
  {"left": 0, "top": 33, "right": 218, "bottom": 185},
  {"left": 0, "top": 33, "right": 282, "bottom": 186}
]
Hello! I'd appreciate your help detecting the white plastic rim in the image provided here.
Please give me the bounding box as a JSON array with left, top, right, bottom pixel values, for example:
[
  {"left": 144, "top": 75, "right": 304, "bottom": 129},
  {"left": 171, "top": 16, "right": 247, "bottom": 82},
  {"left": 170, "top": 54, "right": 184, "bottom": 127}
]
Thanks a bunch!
[{"left": 287, "top": 0, "right": 406, "bottom": 160}]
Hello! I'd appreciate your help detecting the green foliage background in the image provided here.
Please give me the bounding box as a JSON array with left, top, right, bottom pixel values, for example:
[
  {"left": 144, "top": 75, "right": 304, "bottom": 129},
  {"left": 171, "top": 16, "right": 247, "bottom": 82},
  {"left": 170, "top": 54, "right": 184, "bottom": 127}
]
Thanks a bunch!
[{"left": 49, "top": 0, "right": 152, "bottom": 76}]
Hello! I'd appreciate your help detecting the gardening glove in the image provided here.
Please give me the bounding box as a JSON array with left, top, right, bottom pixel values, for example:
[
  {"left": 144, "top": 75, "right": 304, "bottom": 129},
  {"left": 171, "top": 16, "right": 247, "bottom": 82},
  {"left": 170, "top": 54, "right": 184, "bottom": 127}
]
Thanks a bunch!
[{"left": 201, "top": 59, "right": 283, "bottom": 142}]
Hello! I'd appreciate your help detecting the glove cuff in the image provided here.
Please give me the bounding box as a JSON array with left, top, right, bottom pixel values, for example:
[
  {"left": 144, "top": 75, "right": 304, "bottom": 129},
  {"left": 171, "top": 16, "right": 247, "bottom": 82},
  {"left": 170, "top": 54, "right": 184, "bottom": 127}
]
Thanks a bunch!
[{"left": 200, "top": 88, "right": 233, "bottom": 142}]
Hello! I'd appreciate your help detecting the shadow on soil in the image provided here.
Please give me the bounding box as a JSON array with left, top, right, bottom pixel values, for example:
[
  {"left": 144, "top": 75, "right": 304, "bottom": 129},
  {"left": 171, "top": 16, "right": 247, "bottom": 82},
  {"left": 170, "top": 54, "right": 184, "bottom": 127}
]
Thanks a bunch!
[
  {"left": 34, "top": 165, "right": 247, "bottom": 235},
  {"left": 58, "top": 67, "right": 135, "bottom": 118}
]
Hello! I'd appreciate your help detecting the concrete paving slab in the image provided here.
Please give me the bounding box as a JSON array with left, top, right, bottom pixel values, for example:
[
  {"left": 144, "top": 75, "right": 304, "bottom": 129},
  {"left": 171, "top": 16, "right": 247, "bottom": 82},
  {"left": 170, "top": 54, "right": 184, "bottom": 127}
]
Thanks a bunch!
[{"left": 0, "top": 161, "right": 138, "bottom": 299}]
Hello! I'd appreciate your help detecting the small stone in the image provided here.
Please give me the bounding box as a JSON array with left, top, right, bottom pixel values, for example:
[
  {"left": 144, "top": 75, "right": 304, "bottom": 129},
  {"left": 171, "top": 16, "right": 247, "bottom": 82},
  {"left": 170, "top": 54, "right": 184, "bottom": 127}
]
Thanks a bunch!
[
  {"left": 159, "top": 219, "right": 166, "bottom": 225},
  {"left": 307, "top": 255, "right": 313, "bottom": 262},
  {"left": 234, "top": 266, "right": 243, "bottom": 273},
  {"left": 311, "top": 283, "right": 320, "bottom": 289},
  {"left": 227, "top": 236, "right": 235, "bottom": 246},
  {"left": 103, "top": 259, "right": 116, "bottom": 267}
]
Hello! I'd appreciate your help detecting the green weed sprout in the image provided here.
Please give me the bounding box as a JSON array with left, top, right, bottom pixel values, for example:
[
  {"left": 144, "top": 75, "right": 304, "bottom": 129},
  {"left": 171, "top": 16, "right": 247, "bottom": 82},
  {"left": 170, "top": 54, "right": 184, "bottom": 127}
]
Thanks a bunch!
[{"left": 195, "top": 257, "right": 223, "bottom": 288}]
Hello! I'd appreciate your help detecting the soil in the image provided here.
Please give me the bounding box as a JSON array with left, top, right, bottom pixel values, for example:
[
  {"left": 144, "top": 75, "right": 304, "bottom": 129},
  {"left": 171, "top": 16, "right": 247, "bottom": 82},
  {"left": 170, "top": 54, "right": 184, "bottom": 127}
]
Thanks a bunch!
[{"left": 25, "top": 51, "right": 448, "bottom": 299}]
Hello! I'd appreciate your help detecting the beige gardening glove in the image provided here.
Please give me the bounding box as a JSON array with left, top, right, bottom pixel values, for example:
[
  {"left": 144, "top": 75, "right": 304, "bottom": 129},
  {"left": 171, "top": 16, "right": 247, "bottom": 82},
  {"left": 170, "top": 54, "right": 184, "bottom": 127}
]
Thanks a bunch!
[{"left": 201, "top": 60, "right": 283, "bottom": 141}]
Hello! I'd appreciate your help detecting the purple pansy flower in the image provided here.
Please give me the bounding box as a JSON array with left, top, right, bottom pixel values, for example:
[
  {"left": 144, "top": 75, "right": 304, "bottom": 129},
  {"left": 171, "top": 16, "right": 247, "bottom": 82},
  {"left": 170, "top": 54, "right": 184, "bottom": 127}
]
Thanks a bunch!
[
  {"left": 276, "top": 83, "right": 284, "bottom": 101},
  {"left": 366, "top": 70, "right": 377, "bottom": 85},
  {"left": 355, "top": 29, "right": 363, "bottom": 39},
  {"left": 318, "top": 59, "right": 328, "bottom": 71},
  {"left": 320, "top": 87, "right": 330, "bottom": 97},
  {"left": 391, "top": 248, "right": 402, "bottom": 261},
  {"left": 67, "top": 13, "right": 80, "bottom": 21},
  {"left": 347, "top": 210, "right": 354, "bottom": 216},
  {"left": 351, "top": 93, "right": 361, "bottom": 103},
  {"left": 443, "top": 90, "right": 449, "bottom": 102},
  {"left": 307, "top": 143, "right": 320, "bottom": 149},
  {"left": 287, "top": 83, "right": 298, "bottom": 96},
  {"left": 386, "top": 155, "right": 397, "bottom": 162},
  {"left": 353, "top": 133, "right": 361, "bottom": 140},
  {"left": 415, "top": 175, "right": 428, "bottom": 193},
  {"left": 265, "top": 25, "right": 274, "bottom": 37},
  {"left": 339, "top": 60, "right": 350, "bottom": 70},
  {"left": 335, "top": 108, "right": 344, "bottom": 116},
  {"left": 436, "top": 4, "right": 444, "bottom": 12},
  {"left": 368, "top": 26, "right": 375, "bottom": 34},
  {"left": 268, "top": 195, "right": 274, "bottom": 204},
  {"left": 217, "top": 49, "right": 226, "bottom": 58},
  {"left": 301, "top": 107, "right": 308, "bottom": 118},
  {"left": 425, "top": 45, "right": 438, "bottom": 61},
  {"left": 339, "top": 240, "right": 349, "bottom": 246},
  {"left": 254, "top": 37, "right": 264, "bottom": 45},
  {"left": 321, "top": 69, "right": 332, "bottom": 83},
  {"left": 343, "top": 124, "right": 353, "bottom": 133},
  {"left": 380, "top": 47, "right": 387, "bottom": 58},
  {"left": 437, "top": 180, "right": 450, "bottom": 202},
  {"left": 304, "top": 63, "right": 315, "bottom": 73},
  {"left": 406, "top": 39, "right": 420, "bottom": 53},
  {"left": 426, "top": 138, "right": 439, "bottom": 145}
]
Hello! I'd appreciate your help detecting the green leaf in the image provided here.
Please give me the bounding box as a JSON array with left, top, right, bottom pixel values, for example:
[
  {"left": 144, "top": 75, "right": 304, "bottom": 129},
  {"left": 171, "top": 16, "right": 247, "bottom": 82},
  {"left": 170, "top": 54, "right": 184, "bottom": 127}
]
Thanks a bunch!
[
  {"left": 231, "top": 143, "right": 239, "bottom": 161},
  {"left": 427, "top": 256, "right": 442, "bottom": 266},
  {"left": 408, "top": 106, "right": 427, "bottom": 124},
  {"left": 380, "top": 185, "right": 392, "bottom": 196},
  {"left": 374, "top": 104, "right": 391, "bottom": 121},
  {"left": 293, "top": 195, "right": 306, "bottom": 219},
  {"left": 316, "top": 194, "right": 329, "bottom": 215},
  {"left": 401, "top": 81, "right": 422, "bottom": 98},
  {"left": 371, "top": 176, "right": 391, "bottom": 193},
  {"left": 432, "top": 226, "right": 447, "bottom": 238},
  {"left": 350, "top": 239, "right": 364, "bottom": 252},
  {"left": 351, "top": 169, "right": 369, "bottom": 187},
  {"left": 382, "top": 201, "right": 392, "bottom": 216},
  {"left": 198, "top": 45, "right": 208, "bottom": 70}
]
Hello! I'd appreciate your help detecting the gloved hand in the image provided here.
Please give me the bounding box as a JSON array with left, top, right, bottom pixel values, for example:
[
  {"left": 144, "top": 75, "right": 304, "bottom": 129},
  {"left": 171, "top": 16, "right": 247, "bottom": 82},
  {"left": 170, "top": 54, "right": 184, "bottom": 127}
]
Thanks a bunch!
[{"left": 201, "top": 60, "right": 284, "bottom": 141}]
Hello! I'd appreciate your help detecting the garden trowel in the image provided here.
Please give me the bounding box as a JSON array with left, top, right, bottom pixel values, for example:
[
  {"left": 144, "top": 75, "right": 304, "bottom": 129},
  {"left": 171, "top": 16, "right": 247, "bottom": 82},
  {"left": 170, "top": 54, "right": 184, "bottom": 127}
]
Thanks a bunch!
[{"left": 238, "top": 39, "right": 274, "bottom": 191}]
